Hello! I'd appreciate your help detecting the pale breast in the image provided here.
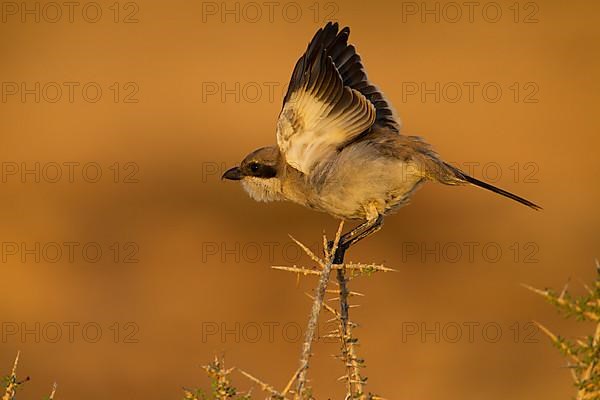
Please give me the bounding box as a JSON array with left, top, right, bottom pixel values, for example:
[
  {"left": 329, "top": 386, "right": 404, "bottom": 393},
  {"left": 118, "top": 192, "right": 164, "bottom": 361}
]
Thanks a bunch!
[{"left": 306, "top": 142, "right": 428, "bottom": 220}]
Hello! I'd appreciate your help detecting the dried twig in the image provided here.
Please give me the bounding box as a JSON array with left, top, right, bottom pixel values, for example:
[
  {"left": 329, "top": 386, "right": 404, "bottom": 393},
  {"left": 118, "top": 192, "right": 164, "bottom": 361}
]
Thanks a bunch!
[
  {"left": 295, "top": 221, "right": 344, "bottom": 398},
  {"left": 239, "top": 369, "right": 284, "bottom": 399},
  {"left": 272, "top": 264, "right": 395, "bottom": 276}
]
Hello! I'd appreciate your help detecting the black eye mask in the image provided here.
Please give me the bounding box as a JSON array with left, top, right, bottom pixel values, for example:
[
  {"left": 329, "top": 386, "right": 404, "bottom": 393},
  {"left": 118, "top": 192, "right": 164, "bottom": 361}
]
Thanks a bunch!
[{"left": 247, "top": 163, "right": 277, "bottom": 178}]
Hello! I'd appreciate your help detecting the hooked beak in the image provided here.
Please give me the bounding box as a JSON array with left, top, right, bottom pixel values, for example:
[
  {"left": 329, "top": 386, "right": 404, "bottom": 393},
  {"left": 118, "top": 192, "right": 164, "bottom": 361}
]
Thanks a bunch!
[{"left": 222, "top": 166, "right": 244, "bottom": 181}]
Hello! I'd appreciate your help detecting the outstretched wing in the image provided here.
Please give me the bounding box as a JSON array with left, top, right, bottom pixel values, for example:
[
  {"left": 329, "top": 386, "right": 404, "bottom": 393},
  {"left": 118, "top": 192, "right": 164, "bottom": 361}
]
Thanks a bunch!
[{"left": 276, "top": 22, "right": 400, "bottom": 175}]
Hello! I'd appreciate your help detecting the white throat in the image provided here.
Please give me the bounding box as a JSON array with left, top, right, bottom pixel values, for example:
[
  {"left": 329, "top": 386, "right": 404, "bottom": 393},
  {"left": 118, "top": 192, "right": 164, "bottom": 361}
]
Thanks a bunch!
[{"left": 241, "top": 177, "right": 283, "bottom": 202}]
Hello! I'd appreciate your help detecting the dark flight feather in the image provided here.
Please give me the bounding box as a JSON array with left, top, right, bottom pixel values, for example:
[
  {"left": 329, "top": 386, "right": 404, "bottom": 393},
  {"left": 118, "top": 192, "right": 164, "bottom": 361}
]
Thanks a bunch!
[{"left": 283, "top": 22, "right": 400, "bottom": 133}]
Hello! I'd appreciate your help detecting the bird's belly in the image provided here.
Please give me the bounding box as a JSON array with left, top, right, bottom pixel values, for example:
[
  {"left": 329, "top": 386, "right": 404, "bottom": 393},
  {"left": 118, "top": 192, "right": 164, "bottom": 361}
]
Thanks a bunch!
[{"left": 311, "top": 159, "right": 425, "bottom": 220}]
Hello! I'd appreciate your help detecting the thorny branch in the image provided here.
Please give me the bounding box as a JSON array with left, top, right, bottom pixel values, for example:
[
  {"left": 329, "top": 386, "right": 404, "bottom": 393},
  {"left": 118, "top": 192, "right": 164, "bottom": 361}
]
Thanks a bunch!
[
  {"left": 294, "top": 221, "right": 345, "bottom": 398},
  {"left": 273, "top": 221, "right": 393, "bottom": 399},
  {"left": 524, "top": 261, "right": 600, "bottom": 400},
  {"left": 232, "top": 222, "right": 393, "bottom": 399}
]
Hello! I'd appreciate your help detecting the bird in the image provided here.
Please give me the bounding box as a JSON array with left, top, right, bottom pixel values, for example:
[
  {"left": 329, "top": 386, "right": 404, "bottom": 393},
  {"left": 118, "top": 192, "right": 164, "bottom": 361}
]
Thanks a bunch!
[{"left": 222, "top": 22, "right": 540, "bottom": 260}]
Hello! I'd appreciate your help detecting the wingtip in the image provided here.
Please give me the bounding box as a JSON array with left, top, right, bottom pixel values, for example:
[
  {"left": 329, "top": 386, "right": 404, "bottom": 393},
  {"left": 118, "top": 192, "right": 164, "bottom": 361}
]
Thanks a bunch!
[{"left": 323, "top": 21, "right": 348, "bottom": 37}]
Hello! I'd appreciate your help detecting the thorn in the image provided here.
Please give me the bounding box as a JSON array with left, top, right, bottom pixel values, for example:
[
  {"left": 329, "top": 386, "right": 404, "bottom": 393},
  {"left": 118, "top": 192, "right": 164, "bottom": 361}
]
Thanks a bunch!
[
  {"left": 48, "top": 382, "right": 58, "bottom": 400},
  {"left": 11, "top": 351, "right": 20, "bottom": 376},
  {"left": 272, "top": 266, "right": 321, "bottom": 276},
  {"left": 288, "top": 234, "right": 325, "bottom": 269},
  {"left": 238, "top": 369, "right": 283, "bottom": 398},
  {"left": 322, "top": 334, "right": 341, "bottom": 339},
  {"left": 322, "top": 233, "right": 330, "bottom": 259},
  {"left": 559, "top": 279, "right": 570, "bottom": 300},
  {"left": 521, "top": 283, "right": 550, "bottom": 297},
  {"left": 281, "top": 366, "right": 303, "bottom": 396}
]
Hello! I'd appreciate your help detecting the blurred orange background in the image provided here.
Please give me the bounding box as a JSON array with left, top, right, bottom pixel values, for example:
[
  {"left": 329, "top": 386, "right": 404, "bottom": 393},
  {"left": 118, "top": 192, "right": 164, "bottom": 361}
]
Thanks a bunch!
[{"left": 0, "top": 0, "right": 599, "bottom": 399}]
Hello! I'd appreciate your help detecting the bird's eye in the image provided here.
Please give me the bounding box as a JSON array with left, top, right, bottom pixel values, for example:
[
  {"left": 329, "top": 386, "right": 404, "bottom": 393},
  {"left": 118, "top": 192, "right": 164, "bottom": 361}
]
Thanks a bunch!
[{"left": 249, "top": 163, "right": 259, "bottom": 173}]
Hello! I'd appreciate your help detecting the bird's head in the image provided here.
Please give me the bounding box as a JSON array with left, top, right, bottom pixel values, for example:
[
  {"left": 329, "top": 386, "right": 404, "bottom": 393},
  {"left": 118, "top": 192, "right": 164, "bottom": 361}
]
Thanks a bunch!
[{"left": 222, "top": 146, "right": 283, "bottom": 202}]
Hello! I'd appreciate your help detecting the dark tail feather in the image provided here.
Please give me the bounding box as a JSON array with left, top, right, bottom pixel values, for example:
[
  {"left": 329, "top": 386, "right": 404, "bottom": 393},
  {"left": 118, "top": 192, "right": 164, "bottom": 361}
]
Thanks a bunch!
[{"left": 459, "top": 173, "right": 542, "bottom": 210}]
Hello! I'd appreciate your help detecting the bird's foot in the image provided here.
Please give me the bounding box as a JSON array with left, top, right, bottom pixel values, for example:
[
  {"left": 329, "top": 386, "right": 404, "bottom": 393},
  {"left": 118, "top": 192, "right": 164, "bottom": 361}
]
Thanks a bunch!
[{"left": 326, "top": 239, "right": 348, "bottom": 265}]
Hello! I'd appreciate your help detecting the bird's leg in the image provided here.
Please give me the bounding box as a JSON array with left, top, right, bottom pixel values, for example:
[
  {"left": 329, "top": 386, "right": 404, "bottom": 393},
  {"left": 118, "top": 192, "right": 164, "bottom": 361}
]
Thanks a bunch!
[
  {"left": 340, "top": 214, "right": 384, "bottom": 250},
  {"left": 327, "top": 221, "right": 369, "bottom": 264},
  {"left": 327, "top": 215, "right": 384, "bottom": 264}
]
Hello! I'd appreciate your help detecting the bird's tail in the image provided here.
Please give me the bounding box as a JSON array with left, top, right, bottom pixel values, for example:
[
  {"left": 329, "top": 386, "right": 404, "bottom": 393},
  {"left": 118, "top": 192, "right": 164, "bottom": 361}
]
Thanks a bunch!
[{"left": 443, "top": 163, "right": 542, "bottom": 210}]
